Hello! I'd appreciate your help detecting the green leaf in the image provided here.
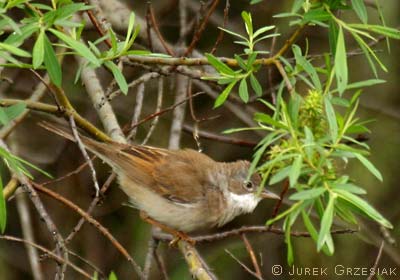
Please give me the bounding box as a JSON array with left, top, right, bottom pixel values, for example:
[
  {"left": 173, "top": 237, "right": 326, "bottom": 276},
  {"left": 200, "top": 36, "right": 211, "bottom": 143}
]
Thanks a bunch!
[
  {"left": 249, "top": 73, "right": 262, "bottom": 96},
  {"left": 289, "top": 155, "right": 302, "bottom": 187},
  {"left": 253, "top": 113, "right": 288, "bottom": 129},
  {"left": 104, "top": 61, "right": 128, "bottom": 95},
  {"left": 205, "top": 53, "right": 235, "bottom": 76},
  {"left": 284, "top": 215, "right": 294, "bottom": 265},
  {"left": 218, "top": 27, "right": 248, "bottom": 41},
  {"left": 49, "top": 29, "right": 101, "bottom": 67},
  {"left": 108, "top": 271, "right": 117, "bottom": 280},
  {"left": 32, "top": 30, "right": 45, "bottom": 69},
  {"left": 324, "top": 97, "right": 338, "bottom": 143},
  {"left": 241, "top": 11, "right": 253, "bottom": 36},
  {"left": 0, "top": 178, "right": 6, "bottom": 233},
  {"left": 214, "top": 81, "right": 237, "bottom": 108},
  {"left": 334, "top": 189, "right": 392, "bottom": 228},
  {"left": 234, "top": 54, "right": 247, "bottom": 70},
  {"left": 349, "top": 24, "right": 400, "bottom": 39},
  {"left": 0, "top": 103, "right": 26, "bottom": 125},
  {"left": 292, "top": 45, "right": 322, "bottom": 90},
  {"left": 354, "top": 153, "right": 383, "bottom": 181},
  {"left": 43, "top": 34, "right": 62, "bottom": 87},
  {"left": 331, "top": 183, "right": 366, "bottom": 195},
  {"left": 0, "top": 42, "right": 31, "bottom": 58},
  {"left": 328, "top": 19, "right": 339, "bottom": 56},
  {"left": 351, "top": 0, "right": 368, "bottom": 23},
  {"left": 303, "top": 8, "right": 331, "bottom": 23},
  {"left": 290, "top": 187, "right": 326, "bottom": 200},
  {"left": 302, "top": 211, "right": 333, "bottom": 255},
  {"left": 335, "top": 27, "right": 348, "bottom": 95},
  {"left": 269, "top": 166, "right": 291, "bottom": 185},
  {"left": 317, "top": 193, "right": 336, "bottom": 251},
  {"left": 5, "top": 104, "right": 25, "bottom": 121},
  {"left": 304, "top": 126, "right": 315, "bottom": 160},
  {"left": 253, "top": 25, "right": 275, "bottom": 38},
  {"left": 238, "top": 78, "right": 249, "bottom": 103}
]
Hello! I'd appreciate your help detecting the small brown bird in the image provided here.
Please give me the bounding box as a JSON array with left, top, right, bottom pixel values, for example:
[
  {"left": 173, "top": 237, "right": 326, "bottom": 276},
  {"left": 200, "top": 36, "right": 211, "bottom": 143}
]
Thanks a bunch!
[{"left": 41, "top": 122, "right": 279, "bottom": 236}]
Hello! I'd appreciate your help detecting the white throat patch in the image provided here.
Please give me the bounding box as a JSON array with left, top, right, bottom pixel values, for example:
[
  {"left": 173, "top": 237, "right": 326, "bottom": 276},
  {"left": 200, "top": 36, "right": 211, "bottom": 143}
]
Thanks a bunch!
[{"left": 218, "top": 192, "right": 261, "bottom": 227}]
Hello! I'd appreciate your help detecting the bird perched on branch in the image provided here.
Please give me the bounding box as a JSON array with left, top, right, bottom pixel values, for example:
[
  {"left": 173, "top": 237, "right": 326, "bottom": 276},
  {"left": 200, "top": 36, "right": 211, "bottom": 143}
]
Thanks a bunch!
[{"left": 40, "top": 121, "right": 279, "bottom": 241}]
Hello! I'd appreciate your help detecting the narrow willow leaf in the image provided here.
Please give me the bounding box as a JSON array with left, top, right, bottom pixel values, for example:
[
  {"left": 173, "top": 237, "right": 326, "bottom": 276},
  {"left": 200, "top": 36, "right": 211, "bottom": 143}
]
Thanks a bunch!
[
  {"left": 234, "top": 54, "right": 247, "bottom": 70},
  {"left": 241, "top": 11, "right": 253, "bottom": 36},
  {"left": 304, "top": 126, "right": 315, "bottom": 160},
  {"left": 108, "top": 271, "right": 118, "bottom": 280},
  {"left": 324, "top": 97, "right": 338, "bottom": 142},
  {"left": 329, "top": 19, "right": 339, "bottom": 55},
  {"left": 32, "top": 30, "right": 45, "bottom": 69},
  {"left": 0, "top": 42, "right": 31, "bottom": 57},
  {"left": 335, "top": 27, "right": 348, "bottom": 95},
  {"left": 302, "top": 211, "right": 333, "bottom": 255},
  {"left": 50, "top": 29, "right": 100, "bottom": 67},
  {"left": 205, "top": 53, "right": 235, "bottom": 75},
  {"left": 214, "top": 81, "right": 237, "bottom": 108},
  {"left": 290, "top": 187, "right": 326, "bottom": 200},
  {"left": 0, "top": 178, "right": 6, "bottom": 233},
  {"left": 289, "top": 155, "right": 302, "bottom": 187},
  {"left": 104, "top": 61, "right": 128, "bottom": 95},
  {"left": 43, "top": 34, "right": 62, "bottom": 87},
  {"left": 253, "top": 25, "right": 275, "bottom": 38},
  {"left": 334, "top": 189, "right": 392, "bottom": 228},
  {"left": 332, "top": 183, "right": 366, "bottom": 194},
  {"left": 4, "top": 103, "right": 26, "bottom": 122},
  {"left": 317, "top": 193, "right": 336, "bottom": 251},
  {"left": 269, "top": 166, "right": 291, "bottom": 185},
  {"left": 351, "top": 0, "right": 368, "bottom": 24},
  {"left": 238, "top": 78, "right": 249, "bottom": 103},
  {"left": 266, "top": 202, "right": 302, "bottom": 225},
  {"left": 284, "top": 215, "right": 294, "bottom": 265},
  {"left": 354, "top": 153, "right": 383, "bottom": 181},
  {"left": 349, "top": 24, "right": 400, "bottom": 39},
  {"left": 0, "top": 109, "right": 8, "bottom": 125},
  {"left": 218, "top": 27, "right": 247, "bottom": 41},
  {"left": 249, "top": 73, "right": 262, "bottom": 96},
  {"left": 254, "top": 113, "right": 288, "bottom": 129},
  {"left": 292, "top": 45, "right": 322, "bottom": 90}
]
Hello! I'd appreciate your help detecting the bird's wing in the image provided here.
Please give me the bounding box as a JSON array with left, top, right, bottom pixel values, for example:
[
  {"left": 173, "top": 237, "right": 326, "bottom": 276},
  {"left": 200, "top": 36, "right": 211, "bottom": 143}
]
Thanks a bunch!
[
  {"left": 150, "top": 149, "right": 215, "bottom": 205},
  {"left": 92, "top": 144, "right": 214, "bottom": 205}
]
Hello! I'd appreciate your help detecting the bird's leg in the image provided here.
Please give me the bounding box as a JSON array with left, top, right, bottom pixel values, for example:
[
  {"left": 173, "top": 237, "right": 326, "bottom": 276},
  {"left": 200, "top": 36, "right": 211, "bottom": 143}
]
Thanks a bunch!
[{"left": 140, "top": 211, "right": 195, "bottom": 246}]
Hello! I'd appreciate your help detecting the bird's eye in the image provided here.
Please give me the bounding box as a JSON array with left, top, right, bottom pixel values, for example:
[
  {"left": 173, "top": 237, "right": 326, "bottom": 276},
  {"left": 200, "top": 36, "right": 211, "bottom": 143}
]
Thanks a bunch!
[{"left": 243, "top": 181, "right": 253, "bottom": 190}]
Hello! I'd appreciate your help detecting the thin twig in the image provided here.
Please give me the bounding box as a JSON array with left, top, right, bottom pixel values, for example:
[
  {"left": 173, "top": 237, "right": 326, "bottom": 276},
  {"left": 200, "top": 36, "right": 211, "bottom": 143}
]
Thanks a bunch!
[
  {"left": 225, "top": 249, "right": 263, "bottom": 280},
  {"left": 210, "top": 0, "right": 230, "bottom": 54},
  {"left": 15, "top": 190, "right": 44, "bottom": 280},
  {"left": 184, "top": 0, "right": 220, "bottom": 56},
  {"left": 270, "top": 180, "right": 289, "bottom": 220},
  {"left": 32, "top": 182, "right": 144, "bottom": 278},
  {"left": 182, "top": 124, "right": 257, "bottom": 147},
  {"left": 154, "top": 226, "right": 357, "bottom": 243},
  {"left": 69, "top": 116, "right": 100, "bottom": 197},
  {"left": 154, "top": 248, "right": 169, "bottom": 280},
  {"left": 147, "top": 3, "right": 175, "bottom": 56},
  {"left": 127, "top": 83, "right": 145, "bottom": 140},
  {"left": 240, "top": 234, "right": 263, "bottom": 279},
  {"left": 142, "top": 77, "right": 164, "bottom": 145},
  {"left": 143, "top": 237, "right": 157, "bottom": 280},
  {"left": 64, "top": 172, "right": 116, "bottom": 244},
  {"left": 67, "top": 249, "right": 106, "bottom": 279},
  {"left": 366, "top": 240, "right": 385, "bottom": 280},
  {"left": 0, "top": 141, "right": 68, "bottom": 280},
  {"left": 0, "top": 235, "right": 92, "bottom": 280}
]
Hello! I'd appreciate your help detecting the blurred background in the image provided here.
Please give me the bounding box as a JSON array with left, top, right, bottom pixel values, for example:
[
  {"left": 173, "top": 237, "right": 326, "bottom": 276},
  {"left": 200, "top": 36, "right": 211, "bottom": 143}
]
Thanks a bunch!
[{"left": 0, "top": 0, "right": 399, "bottom": 279}]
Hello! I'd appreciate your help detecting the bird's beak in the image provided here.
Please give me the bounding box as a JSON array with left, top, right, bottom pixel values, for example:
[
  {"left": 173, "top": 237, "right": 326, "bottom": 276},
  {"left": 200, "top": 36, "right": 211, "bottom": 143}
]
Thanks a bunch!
[{"left": 260, "top": 189, "right": 280, "bottom": 200}]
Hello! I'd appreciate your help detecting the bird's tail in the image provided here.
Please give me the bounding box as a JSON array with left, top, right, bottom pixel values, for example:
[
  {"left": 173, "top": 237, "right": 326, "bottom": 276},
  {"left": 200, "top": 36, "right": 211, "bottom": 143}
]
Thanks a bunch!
[{"left": 38, "top": 121, "right": 77, "bottom": 142}]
